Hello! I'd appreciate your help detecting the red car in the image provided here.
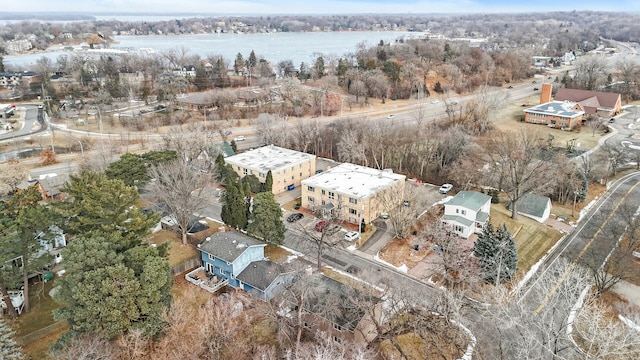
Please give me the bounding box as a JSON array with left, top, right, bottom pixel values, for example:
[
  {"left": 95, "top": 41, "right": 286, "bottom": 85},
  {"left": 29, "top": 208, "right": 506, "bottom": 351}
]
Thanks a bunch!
[{"left": 315, "top": 220, "right": 330, "bottom": 232}]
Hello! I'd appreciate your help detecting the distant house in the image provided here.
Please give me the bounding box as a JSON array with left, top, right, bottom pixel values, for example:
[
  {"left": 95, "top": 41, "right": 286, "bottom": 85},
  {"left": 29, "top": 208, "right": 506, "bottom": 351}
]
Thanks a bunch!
[
  {"left": 293, "top": 273, "right": 381, "bottom": 346},
  {"left": 554, "top": 87, "right": 621, "bottom": 117},
  {"left": 198, "top": 232, "right": 293, "bottom": 300},
  {"left": 511, "top": 193, "right": 552, "bottom": 223},
  {"left": 173, "top": 65, "right": 196, "bottom": 77},
  {"left": 443, "top": 191, "right": 491, "bottom": 238}
]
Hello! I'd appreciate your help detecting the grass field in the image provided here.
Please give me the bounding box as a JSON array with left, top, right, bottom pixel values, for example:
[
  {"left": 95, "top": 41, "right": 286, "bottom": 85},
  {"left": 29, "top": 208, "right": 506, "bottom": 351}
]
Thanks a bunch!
[{"left": 489, "top": 202, "right": 563, "bottom": 276}]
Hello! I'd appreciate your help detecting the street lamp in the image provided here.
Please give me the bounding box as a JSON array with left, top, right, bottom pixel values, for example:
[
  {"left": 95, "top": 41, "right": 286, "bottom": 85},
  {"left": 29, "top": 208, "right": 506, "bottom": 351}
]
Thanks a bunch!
[{"left": 77, "top": 140, "right": 84, "bottom": 161}]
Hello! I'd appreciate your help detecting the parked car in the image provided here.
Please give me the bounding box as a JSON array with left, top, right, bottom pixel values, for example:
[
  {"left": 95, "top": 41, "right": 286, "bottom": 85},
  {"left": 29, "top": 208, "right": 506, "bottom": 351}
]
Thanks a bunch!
[
  {"left": 609, "top": 118, "right": 615, "bottom": 123},
  {"left": 233, "top": 135, "right": 245, "bottom": 142},
  {"left": 315, "top": 220, "right": 330, "bottom": 232},
  {"left": 379, "top": 213, "right": 390, "bottom": 220},
  {"left": 533, "top": 87, "right": 539, "bottom": 91},
  {"left": 326, "top": 224, "right": 341, "bottom": 235},
  {"left": 507, "top": 85, "right": 513, "bottom": 89},
  {"left": 387, "top": 114, "right": 396, "bottom": 119},
  {"left": 403, "top": 200, "right": 410, "bottom": 207},
  {"left": 439, "top": 184, "right": 453, "bottom": 194},
  {"left": 344, "top": 231, "right": 361, "bottom": 242},
  {"left": 287, "top": 213, "right": 304, "bottom": 223}
]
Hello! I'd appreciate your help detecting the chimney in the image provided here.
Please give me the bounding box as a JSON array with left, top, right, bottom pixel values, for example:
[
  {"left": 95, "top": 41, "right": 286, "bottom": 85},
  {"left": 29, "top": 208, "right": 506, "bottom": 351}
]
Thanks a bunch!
[{"left": 540, "top": 83, "right": 552, "bottom": 104}]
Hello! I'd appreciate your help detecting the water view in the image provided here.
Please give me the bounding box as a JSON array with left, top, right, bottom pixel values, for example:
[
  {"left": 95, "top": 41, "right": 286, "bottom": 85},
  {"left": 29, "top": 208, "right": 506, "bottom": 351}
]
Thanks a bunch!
[{"left": 4, "top": 31, "right": 418, "bottom": 68}]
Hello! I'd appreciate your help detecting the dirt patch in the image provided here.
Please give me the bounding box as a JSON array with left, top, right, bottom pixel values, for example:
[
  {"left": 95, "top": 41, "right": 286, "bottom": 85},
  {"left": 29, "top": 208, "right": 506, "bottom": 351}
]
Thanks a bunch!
[{"left": 378, "top": 238, "right": 432, "bottom": 268}]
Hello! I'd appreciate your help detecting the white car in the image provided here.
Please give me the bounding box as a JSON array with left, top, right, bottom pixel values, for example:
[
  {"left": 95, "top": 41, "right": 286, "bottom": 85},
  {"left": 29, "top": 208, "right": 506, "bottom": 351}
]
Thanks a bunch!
[
  {"left": 233, "top": 136, "right": 245, "bottom": 142},
  {"left": 439, "top": 183, "right": 453, "bottom": 194},
  {"left": 387, "top": 114, "right": 395, "bottom": 119},
  {"left": 344, "top": 231, "right": 360, "bottom": 242}
]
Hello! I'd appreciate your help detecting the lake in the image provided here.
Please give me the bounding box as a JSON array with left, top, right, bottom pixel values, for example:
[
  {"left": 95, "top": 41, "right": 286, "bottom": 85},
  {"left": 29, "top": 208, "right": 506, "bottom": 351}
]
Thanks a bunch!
[{"left": 4, "top": 31, "right": 420, "bottom": 68}]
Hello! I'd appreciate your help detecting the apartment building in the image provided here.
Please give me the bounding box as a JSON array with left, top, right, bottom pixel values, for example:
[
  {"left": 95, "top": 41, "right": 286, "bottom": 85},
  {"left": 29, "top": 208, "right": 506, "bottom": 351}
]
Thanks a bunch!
[
  {"left": 301, "top": 163, "right": 405, "bottom": 225},
  {"left": 224, "top": 145, "right": 316, "bottom": 195}
]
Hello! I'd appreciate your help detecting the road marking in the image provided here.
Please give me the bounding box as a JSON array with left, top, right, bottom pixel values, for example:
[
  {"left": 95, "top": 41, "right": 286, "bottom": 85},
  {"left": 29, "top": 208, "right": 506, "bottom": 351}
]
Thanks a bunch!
[{"left": 534, "top": 180, "right": 640, "bottom": 316}]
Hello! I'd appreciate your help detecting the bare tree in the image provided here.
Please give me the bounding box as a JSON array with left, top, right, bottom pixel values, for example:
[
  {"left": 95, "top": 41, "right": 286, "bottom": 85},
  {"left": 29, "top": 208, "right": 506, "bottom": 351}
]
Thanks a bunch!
[
  {"left": 572, "top": 55, "right": 609, "bottom": 90},
  {"left": 586, "top": 115, "right": 606, "bottom": 137},
  {"left": 481, "top": 130, "right": 556, "bottom": 219},
  {"left": 146, "top": 158, "right": 212, "bottom": 245},
  {"left": 475, "top": 258, "right": 592, "bottom": 359},
  {"left": 50, "top": 333, "right": 117, "bottom": 360}
]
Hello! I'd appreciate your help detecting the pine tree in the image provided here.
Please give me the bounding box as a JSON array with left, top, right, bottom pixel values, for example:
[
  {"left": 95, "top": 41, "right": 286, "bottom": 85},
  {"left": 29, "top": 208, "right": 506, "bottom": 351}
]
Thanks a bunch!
[
  {"left": 0, "top": 318, "right": 23, "bottom": 360},
  {"left": 473, "top": 223, "right": 518, "bottom": 284},
  {"left": 221, "top": 182, "right": 248, "bottom": 230},
  {"left": 248, "top": 50, "right": 257, "bottom": 68},
  {"left": 247, "top": 192, "right": 286, "bottom": 245},
  {"left": 262, "top": 170, "right": 273, "bottom": 193}
]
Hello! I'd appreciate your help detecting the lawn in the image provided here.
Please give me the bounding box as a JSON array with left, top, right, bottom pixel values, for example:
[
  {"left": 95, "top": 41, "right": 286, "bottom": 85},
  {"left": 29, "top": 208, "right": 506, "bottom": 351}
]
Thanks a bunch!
[
  {"left": 489, "top": 202, "right": 563, "bottom": 276},
  {"left": 264, "top": 245, "right": 294, "bottom": 263},
  {"left": 147, "top": 230, "right": 199, "bottom": 268}
]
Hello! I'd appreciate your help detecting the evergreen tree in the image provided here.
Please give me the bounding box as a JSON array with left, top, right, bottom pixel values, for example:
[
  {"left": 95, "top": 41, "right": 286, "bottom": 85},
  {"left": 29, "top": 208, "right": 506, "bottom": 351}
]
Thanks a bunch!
[
  {"left": 221, "top": 182, "right": 248, "bottom": 230},
  {"left": 55, "top": 171, "right": 159, "bottom": 251},
  {"left": 0, "top": 318, "right": 23, "bottom": 360},
  {"left": 234, "top": 53, "right": 245, "bottom": 74},
  {"left": 248, "top": 50, "right": 257, "bottom": 68},
  {"left": 54, "top": 233, "right": 171, "bottom": 340},
  {"left": 262, "top": 170, "right": 273, "bottom": 193},
  {"left": 473, "top": 223, "right": 518, "bottom": 284},
  {"left": 247, "top": 191, "right": 286, "bottom": 245},
  {"left": 313, "top": 56, "right": 325, "bottom": 79}
]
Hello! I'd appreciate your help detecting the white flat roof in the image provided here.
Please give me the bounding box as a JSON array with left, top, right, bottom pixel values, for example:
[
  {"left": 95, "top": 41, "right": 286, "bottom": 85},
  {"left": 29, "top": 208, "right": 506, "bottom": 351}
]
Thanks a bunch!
[
  {"left": 224, "top": 145, "right": 315, "bottom": 172},
  {"left": 302, "top": 163, "right": 405, "bottom": 199},
  {"left": 524, "top": 101, "right": 584, "bottom": 118}
]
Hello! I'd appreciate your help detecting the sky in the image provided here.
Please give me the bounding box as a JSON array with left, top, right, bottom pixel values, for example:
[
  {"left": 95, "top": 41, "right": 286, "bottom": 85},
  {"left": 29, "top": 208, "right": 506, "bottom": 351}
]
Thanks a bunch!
[{"left": 1, "top": 0, "right": 638, "bottom": 15}]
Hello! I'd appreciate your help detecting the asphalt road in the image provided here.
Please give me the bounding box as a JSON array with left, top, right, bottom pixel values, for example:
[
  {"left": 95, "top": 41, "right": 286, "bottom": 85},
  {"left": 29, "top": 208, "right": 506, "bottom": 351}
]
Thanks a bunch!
[{"left": 0, "top": 104, "right": 45, "bottom": 141}]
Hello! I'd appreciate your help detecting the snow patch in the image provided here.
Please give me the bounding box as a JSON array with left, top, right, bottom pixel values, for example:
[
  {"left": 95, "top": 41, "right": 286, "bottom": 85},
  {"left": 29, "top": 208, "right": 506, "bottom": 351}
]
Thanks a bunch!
[{"left": 374, "top": 253, "right": 408, "bottom": 273}]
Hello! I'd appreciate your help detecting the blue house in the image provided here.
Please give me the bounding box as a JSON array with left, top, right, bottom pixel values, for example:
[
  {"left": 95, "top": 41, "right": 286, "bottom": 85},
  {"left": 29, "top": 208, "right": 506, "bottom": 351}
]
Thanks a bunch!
[{"left": 198, "top": 232, "right": 293, "bottom": 300}]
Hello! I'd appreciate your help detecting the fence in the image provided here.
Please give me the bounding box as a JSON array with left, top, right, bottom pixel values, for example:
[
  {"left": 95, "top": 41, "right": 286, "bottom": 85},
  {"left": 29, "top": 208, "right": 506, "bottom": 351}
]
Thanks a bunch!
[
  {"left": 171, "top": 256, "right": 200, "bottom": 276},
  {"left": 17, "top": 320, "right": 67, "bottom": 346}
]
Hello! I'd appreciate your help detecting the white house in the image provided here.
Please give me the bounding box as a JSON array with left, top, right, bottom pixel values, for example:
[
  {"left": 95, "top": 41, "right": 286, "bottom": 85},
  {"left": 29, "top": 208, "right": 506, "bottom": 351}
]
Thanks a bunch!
[{"left": 443, "top": 191, "right": 491, "bottom": 238}]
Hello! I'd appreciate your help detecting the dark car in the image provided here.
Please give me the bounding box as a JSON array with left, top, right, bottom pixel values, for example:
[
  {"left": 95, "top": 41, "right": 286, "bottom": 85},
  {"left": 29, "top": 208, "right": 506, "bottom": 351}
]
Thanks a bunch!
[
  {"left": 287, "top": 213, "right": 304, "bottom": 223},
  {"left": 507, "top": 85, "right": 513, "bottom": 89},
  {"left": 609, "top": 118, "right": 615, "bottom": 123},
  {"left": 533, "top": 87, "right": 539, "bottom": 91}
]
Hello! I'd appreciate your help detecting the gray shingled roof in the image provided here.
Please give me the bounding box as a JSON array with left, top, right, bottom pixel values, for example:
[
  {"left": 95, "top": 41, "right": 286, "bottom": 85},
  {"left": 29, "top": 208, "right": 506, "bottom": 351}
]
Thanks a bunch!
[
  {"left": 198, "top": 232, "right": 265, "bottom": 263},
  {"left": 446, "top": 191, "right": 491, "bottom": 211},
  {"left": 39, "top": 174, "right": 69, "bottom": 197},
  {"left": 236, "top": 260, "right": 285, "bottom": 291},
  {"left": 515, "top": 193, "right": 550, "bottom": 219}
]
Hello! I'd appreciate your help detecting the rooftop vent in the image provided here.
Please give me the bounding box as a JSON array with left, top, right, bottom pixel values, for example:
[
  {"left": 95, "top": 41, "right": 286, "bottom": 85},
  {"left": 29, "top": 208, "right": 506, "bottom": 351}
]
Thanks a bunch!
[{"left": 236, "top": 242, "right": 248, "bottom": 249}]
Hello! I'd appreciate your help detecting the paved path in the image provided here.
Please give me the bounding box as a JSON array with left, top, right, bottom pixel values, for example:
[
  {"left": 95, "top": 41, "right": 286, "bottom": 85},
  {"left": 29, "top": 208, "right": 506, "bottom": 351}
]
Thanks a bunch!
[{"left": 613, "top": 280, "right": 640, "bottom": 309}]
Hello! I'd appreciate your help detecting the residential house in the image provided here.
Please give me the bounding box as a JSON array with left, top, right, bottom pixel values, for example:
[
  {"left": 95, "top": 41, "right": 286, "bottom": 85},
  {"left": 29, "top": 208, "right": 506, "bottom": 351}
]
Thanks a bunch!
[
  {"left": 37, "top": 174, "right": 69, "bottom": 201},
  {"left": 198, "top": 232, "right": 293, "bottom": 300},
  {"left": 554, "top": 87, "right": 622, "bottom": 117},
  {"left": 224, "top": 145, "right": 316, "bottom": 195},
  {"left": 293, "top": 273, "right": 381, "bottom": 346},
  {"left": 443, "top": 191, "right": 491, "bottom": 238},
  {"left": 512, "top": 193, "right": 552, "bottom": 223},
  {"left": 173, "top": 65, "right": 197, "bottom": 78},
  {"left": 301, "top": 163, "right": 405, "bottom": 224}
]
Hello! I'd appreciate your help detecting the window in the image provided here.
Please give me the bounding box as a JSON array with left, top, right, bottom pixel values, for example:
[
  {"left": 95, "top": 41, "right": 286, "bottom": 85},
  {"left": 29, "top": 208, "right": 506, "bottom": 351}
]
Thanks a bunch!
[
  {"left": 456, "top": 209, "right": 459, "bottom": 214},
  {"left": 328, "top": 191, "right": 335, "bottom": 200},
  {"left": 461, "top": 209, "right": 466, "bottom": 215},
  {"left": 349, "top": 197, "right": 358, "bottom": 204},
  {"left": 291, "top": 175, "right": 294, "bottom": 180},
  {"left": 300, "top": 172, "right": 302, "bottom": 176},
  {"left": 321, "top": 200, "right": 326, "bottom": 205},
  {"left": 454, "top": 225, "right": 464, "bottom": 233},
  {"left": 321, "top": 189, "right": 326, "bottom": 195},
  {"left": 243, "top": 168, "right": 248, "bottom": 175},
  {"left": 333, "top": 323, "right": 343, "bottom": 331},
  {"left": 219, "top": 268, "right": 226, "bottom": 275},
  {"left": 307, "top": 186, "right": 315, "bottom": 192},
  {"left": 333, "top": 336, "right": 342, "bottom": 343},
  {"left": 259, "top": 173, "right": 265, "bottom": 178},
  {"left": 308, "top": 196, "right": 314, "bottom": 202},
  {"left": 208, "top": 254, "right": 215, "bottom": 260},
  {"left": 304, "top": 322, "right": 311, "bottom": 329},
  {"left": 349, "top": 217, "right": 356, "bottom": 223},
  {"left": 349, "top": 208, "right": 357, "bottom": 215}
]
